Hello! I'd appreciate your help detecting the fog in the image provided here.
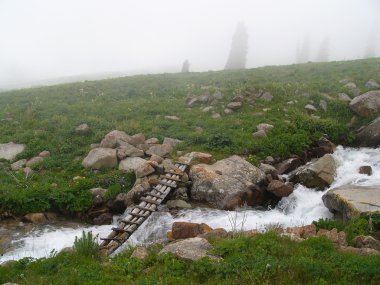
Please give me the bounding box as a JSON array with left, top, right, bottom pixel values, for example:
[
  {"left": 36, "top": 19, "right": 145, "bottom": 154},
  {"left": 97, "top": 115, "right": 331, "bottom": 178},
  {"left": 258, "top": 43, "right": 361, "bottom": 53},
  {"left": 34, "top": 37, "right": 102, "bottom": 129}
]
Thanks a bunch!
[{"left": 0, "top": 0, "right": 379, "bottom": 89}]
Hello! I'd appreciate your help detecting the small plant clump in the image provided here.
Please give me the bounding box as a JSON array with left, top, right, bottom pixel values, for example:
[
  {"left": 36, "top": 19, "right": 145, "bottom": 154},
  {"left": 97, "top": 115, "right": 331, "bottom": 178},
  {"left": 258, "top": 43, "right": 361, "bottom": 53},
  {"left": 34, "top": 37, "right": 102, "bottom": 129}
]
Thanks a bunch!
[{"left": 73, "top": 231, "right": 99, "bottom": 258}]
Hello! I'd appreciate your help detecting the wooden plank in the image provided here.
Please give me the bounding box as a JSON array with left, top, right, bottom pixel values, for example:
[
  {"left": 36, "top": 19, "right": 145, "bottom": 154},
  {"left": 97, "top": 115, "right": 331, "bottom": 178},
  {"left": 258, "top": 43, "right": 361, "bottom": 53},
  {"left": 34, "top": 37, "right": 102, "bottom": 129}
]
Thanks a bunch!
[
  {"left": 160, "top": 175, "right": 181, "bottom": 182},
  {"left": 136, "top": 205, "right": 156, "bottom": 212},
  {"left": 141, "top": 197, "right": 161, "bottom": 205},
  {"left": 112, "top": 227, "right": 135, "bottom": 234},
  {"left": 100, "top": 237, "right": 126, "bottom": 243},
  {"left": 129, "top": 212, "right": 149, "bottom": 218},
  {"left": 156, "top": 180, "right": 177, "bottom": 188},
  {"left": 147, "top": 192, "right": 166, "bottom": 199},
  {"left": 153, "top": 186, "right": 168, "bottom": 194},
  {"left": 166, "top": 170, "right": 184, "bottom": 176},
  {"left": 123, "top": 220, "right": 142, "bottom": 225}
]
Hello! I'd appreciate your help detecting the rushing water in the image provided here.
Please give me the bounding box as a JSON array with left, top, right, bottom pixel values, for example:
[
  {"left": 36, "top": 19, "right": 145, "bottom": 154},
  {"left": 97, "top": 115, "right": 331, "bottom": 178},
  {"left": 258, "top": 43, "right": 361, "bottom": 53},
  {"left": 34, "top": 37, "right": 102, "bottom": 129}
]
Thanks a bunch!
[{"left": 1, "top": 146, "right": 379, "bottom": 263}]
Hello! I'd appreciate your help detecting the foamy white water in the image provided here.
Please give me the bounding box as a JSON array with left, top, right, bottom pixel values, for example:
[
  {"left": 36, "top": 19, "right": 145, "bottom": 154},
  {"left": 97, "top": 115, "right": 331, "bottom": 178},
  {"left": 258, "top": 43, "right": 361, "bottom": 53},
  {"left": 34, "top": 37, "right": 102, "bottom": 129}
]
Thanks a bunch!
[{"left": 1, "top": 146, "right": 379, "bottom": 262}]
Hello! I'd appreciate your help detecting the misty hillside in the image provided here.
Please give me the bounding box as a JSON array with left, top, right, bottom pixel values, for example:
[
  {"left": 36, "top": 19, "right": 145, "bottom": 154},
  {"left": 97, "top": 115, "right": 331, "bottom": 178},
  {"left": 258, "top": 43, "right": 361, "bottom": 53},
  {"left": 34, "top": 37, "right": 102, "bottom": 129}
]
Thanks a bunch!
[{"left": 1, "top": 59, "right": 379, "bottom": 164}]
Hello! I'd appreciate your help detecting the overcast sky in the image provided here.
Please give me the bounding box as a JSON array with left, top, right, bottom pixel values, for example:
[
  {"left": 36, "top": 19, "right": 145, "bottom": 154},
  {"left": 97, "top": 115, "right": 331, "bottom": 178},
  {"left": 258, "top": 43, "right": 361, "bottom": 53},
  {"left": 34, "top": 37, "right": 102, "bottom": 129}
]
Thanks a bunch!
[{"left": 0, "top": 0, "right": 379, "bottom": 89}]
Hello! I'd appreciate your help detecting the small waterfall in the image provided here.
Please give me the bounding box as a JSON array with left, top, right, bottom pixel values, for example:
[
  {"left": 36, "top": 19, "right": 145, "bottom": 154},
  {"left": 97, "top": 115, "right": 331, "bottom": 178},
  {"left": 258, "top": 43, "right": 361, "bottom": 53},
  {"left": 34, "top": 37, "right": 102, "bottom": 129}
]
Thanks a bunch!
[{"left": 1, "top": 146, "right": 379, "bottom": 263}]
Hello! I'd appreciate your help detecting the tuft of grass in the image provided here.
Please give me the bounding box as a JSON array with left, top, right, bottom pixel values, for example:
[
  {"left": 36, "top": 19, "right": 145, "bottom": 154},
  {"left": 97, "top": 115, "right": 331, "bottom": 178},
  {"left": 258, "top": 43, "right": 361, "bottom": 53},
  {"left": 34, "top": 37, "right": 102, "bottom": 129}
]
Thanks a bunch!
[{"left": 73, "top": 231, "right": 99, "bottom": 258}]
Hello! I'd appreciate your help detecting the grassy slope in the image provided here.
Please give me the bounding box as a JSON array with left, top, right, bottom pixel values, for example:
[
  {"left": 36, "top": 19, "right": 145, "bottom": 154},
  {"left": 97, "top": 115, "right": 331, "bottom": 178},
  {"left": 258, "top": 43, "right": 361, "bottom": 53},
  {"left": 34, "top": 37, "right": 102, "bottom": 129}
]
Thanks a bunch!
[
  {"left": 1, "top": 232, "right": 380, "bottom": 285},
  {"left": 0, "top": 58, "right": 379, "bottom": 215}
]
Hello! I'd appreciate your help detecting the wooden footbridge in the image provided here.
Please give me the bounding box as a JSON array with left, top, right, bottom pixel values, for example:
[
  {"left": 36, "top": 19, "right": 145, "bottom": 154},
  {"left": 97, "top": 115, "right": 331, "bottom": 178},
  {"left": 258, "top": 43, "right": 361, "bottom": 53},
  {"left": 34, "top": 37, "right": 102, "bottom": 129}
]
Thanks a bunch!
[{"left": 100, "top": 161, "right": 189, "bottom": 256}]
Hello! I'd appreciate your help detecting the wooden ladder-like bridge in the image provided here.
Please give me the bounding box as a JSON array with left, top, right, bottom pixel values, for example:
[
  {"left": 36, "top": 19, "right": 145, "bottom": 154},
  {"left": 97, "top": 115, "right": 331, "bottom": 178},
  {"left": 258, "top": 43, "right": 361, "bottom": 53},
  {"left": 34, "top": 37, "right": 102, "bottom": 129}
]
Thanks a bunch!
[{"left": 100, "top": 161, "right": 189, "bottom": 256}]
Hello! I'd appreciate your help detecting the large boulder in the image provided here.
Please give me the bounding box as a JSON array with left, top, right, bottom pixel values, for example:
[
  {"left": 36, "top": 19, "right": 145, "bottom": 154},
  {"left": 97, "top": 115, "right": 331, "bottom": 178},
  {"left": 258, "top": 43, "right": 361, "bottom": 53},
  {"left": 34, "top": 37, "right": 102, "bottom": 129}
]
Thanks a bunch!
[
  {"left": 267, "top": 180, "right": 293, "bottom": 197},
  {"left": 0, "top": 142, "right": 25, "bottom": 161},
  {"left": 23, "top": 213, "right": 47, "bottom": 224},
  {"left": 171, "top": 222, "right": 212, "bottom": 239},
  {"left": 160, "top": 237, "right": 216, "bottom": 261},
  {"left": 356, "top": 117, "right": 380, "bottom": 147},
  {"left": 349, "top": 90, "right": 380, "bottom": 116},
  {"left": 82, "top": 148, "right": 117, "bottom": 169},
  {"left": 145, "top": 144, "right": 173, "bottom": 157},
  {"left": 119, "top": 157, "right": 147, "bottom": 172},
  {"left": 322, "top": 185, "right": 380, "bottom": 221},
  {"left": 290, "top": 154, "right": 336, "bottom": 189},
  {"left": 189, "top": 155, "right": 265, "bottom": 209},
  {"left": 100, "top": 130, "right": 131, "bottom": 148}
]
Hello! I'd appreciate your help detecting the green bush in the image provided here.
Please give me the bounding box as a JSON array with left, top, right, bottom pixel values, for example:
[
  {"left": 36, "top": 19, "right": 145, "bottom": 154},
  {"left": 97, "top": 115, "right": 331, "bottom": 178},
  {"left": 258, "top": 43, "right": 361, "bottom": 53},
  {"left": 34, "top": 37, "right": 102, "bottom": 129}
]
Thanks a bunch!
[
  {"left": 313, "top": 218, "right": 345, "bottom": 232},
  {"left": 73, "top": 231, "right": 99, "bottom": 258}
]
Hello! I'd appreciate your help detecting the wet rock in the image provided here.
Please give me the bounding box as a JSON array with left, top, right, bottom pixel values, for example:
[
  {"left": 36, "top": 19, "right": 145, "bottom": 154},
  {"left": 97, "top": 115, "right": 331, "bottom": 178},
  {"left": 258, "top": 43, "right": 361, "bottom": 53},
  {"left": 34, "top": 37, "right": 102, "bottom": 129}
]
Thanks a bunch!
[
  {"left": 259, "top": 163, "right": 278, "bottom": 178},
  {"left": 189, "top": 155, "right": 265, "bottom": 209},
  {"left": 286, "top": 224, "right": 316, "bottom": 239},
  {"left": 198, "top": 228, "right": 228, "bottom": 240},
  {"left": 82, "top": 148, "right": 117, "bottom": 169},
  {"left": 75, "top": 123, "right": 91, "bottom": 134},
  {"left": 349, "top": 90, "right": 380, "bottom": 116},
  {"left": 0, "top": 142, "right": 25, "bottom": 161},
  {"left": 267, "top": 180, "right": 293, "bottom": 197},
  {"left": 317, "top": 228, "right": 347, "bottom": 246},
  {"left": 172, "top": 222, "right": 213, "bottom": 239},
  {"left": 356, "top": 116, "right": 380, "bottom": 147},
  {"left": 163, "top": 137, "right": 183, "bottom": 148},
  {"left": 146, "top": 144, "right": 173, "bottom": 157},
  {"left": 131, "top": 246, "right": 149, "bottom": 260},
  {"left": 11, "top": 159, "right": 26, "bottom": 171},
  {"left": 359, "top": 166, "right": 372, "bottom": 176},
  {"left": 365, "top": 79, "right": 380, "bottom": 90},
  {"left": 93, "top": 213, "right": 113, "bottom": 225},
  {"left": 353, "top": 235, "right": 380, "bottom": 249},
  {"left": 23, "top": 213, "right": 47, "bottom": 224},
  {"left": 171, "top": 187, "right": 189, "bottom": 201},
  {"left": 290, "top": 154, "right": 336, "bottom": 189},
  {"left": 160, "top": 237, "right": 217, "bottom": 261},
  {"left": 107, "top": 193, "right": 128, "bottom": 214},
  {"left": 167, "top": 199, "right": 192, "bottom": 209},
  {"left": 26, "top": 156, "right": 44, "bottom": 167},
  {"left": 323, "top": 185, "right": 380, "bottom": 221},
  {"left": 275, "top": 157, "right": 302, "bottom": 174},
  {"left": 100, "top": 130, "right": 131, "bottom": 148}
]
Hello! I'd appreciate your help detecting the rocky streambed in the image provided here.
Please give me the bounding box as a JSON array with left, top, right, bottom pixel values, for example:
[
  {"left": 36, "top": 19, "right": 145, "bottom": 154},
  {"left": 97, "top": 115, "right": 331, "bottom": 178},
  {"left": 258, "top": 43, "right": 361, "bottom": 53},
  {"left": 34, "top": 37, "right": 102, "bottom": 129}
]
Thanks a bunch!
[{"left": 1, "top": 146, "right": 379, "bottom": 263}]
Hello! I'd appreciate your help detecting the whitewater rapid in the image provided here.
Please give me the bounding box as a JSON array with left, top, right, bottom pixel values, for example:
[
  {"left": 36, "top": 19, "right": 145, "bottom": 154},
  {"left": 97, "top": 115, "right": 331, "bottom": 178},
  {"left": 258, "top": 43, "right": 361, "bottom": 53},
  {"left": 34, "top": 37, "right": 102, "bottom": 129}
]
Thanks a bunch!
[{"left": 1, "top": 146, "right": 379, "bottom": 262}]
